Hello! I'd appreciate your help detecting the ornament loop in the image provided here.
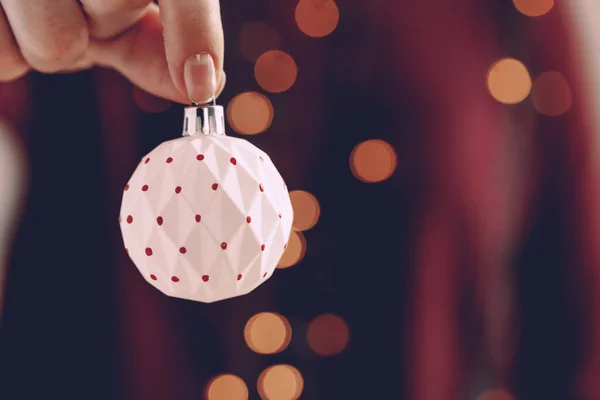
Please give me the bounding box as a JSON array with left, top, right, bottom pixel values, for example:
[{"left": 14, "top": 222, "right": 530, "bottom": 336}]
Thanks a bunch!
[{"left": 183, "top": 104, "right": 225, "bottom": 137}]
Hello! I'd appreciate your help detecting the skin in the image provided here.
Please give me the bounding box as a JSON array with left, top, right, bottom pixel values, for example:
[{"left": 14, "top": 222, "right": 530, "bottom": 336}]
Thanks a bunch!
[{"left": 0, "top": 0, "right": 226, "bottom": 102}]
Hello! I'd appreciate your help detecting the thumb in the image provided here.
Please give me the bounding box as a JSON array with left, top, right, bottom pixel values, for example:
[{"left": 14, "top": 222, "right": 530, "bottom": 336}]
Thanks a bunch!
[{"left": 159, "top": 0, "right": 224, "bottom": 104}]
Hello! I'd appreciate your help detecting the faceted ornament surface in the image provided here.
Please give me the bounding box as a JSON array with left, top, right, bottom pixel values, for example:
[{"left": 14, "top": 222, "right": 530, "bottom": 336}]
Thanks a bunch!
[{"left": 120, "top": 134, "right": 293, "bottom": 303}]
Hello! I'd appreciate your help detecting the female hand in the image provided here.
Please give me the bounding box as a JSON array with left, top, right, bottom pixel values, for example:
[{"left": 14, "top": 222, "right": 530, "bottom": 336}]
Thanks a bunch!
[{"left": 0, "top": 0, "right": 226, "bottom": 103}]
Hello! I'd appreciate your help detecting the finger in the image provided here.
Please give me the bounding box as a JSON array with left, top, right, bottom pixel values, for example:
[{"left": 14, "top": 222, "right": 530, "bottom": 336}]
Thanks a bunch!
[
  {"left": 0, "top": 0, "right": 88, "bottom": 73},
  {"left": 0, "top": 7, "right": 28, "bottom": 81},
  {"left": 80, "top": 0, "right": 151, "bottom": 39},
  {"left": 87, "top": 5, "right": 186, "bottom": 103},
  {"left": 158, "top": 0, "right": 225, "bottom": 103},
  {"left": 88, "top": 5, "right": 226, "bottom": 104}
]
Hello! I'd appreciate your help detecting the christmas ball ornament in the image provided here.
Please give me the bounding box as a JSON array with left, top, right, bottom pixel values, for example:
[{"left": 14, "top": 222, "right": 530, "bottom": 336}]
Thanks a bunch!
[{"left": 119, "top": 104, "right": 293, "bottom": 303}]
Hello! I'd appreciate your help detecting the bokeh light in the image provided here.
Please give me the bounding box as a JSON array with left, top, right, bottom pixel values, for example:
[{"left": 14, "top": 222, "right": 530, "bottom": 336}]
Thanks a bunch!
[
  {"left": 254, "top": 50, "right": 298, "bottom": 94},
  {"left": 307, "top": 313, "right": 349, "bottom": 356},
  {"left": 239, "top": 21, "right": 282, "bottom": 63},
  {"left": 244, "top": 312, "right": 292, "bottom": 355},
  {"left": 205, "top": 374, "right": 249, "bottom": 400},
  {"left": 289, "top": 190, "right": 320, "bottom": 231},
  {"left": 513, "top": 0, "right": 554, "bottom": 17},
  {"left": 531, "top": 71, "right": 572, "bottom": 116},
  {"left": 476, "top": 388, "right": 515, "bottom": 400},
  {"left": 487, "top": 58, "right": 532, "bottom": 104},
  {"left": 295, "top": 0, "right": 339, "bottom": 38},
  {"left": 277, "top": 231, "right": 307, "bottom": 269},
  {"left": 133, "top": 87, "right": 171, "bottom": 113},
  {"left": 227, "top": 92, "right": 274, "bottom": 135},
  {"left": 350, "top": 139, "right": 397, "bottom": 183},
  {"left": 257, "top": 365, "right": 304, "bottom": 400}
]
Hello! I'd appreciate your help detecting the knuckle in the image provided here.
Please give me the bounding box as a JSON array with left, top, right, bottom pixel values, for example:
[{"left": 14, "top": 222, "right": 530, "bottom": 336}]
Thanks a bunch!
[{"left": 26, "top": 27, "right": 89, "bottom": 71}]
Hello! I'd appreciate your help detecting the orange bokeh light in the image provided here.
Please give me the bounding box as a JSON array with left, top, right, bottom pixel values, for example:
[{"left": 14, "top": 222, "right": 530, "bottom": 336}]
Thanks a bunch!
[
  {"left": 513, "top": 0, "right": 554, "bottom": 17},
  {"left": 350, "top": 139, "right": 397, "bottom": 183},
  {"left": 289, "top": 190, "right": 320, "bottom": 231},
  {"left": 295, "top": 0, "right": 339, "bottom": 38},
  {"left": 257, "top": 365, "right": 304, "bottom": 400},
  {"left": 277, "top": 231, "right": 307, "bottom": 269},
  {"left": 531, "top": 71, "right": 572, "bottom": 116},
  {"left": 244, "top": 312, "right": 292, "bottom": 355},
  {"left": 487, "top": 58, "right": 532, "bottom": 104},
  {"left": 227, "top": 92, "right": 274, "bottom": 135},
  {"left": 254, "top": 50, "right": 298, "bottom": 94},
  {"left": 239, "top": 21, "right": 282, "bottom": 63},
  {"left": 307, "top": 313, "right": 349, "bottom": 356},
  {"left": 205, "top": 374, "right": 249, "bottom": 400}
]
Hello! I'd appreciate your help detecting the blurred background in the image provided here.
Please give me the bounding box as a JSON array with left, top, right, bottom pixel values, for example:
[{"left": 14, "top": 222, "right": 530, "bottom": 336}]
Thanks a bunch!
[{"left": 2, "top": 0, "right": 600, "bottom": 399}]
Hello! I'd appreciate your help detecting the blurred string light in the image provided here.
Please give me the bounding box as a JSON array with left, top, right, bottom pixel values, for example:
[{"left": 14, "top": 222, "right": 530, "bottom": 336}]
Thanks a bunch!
[
  {"left": 205, "top": 374, "right": 249, "bottom": 400},
  {"left": 244, "top": 312, "right": 292, "bottom": 355},
  {"left": 476, "top": 388, "right": 515, "bottom": 400},
  {"left": 257, "top": 365, "right": 304, "bottom": 400},
  {"left": 277, "top": 231, "right": 307, "bottom": 268},
  {"left": 487, "top": 58, "right": 532, "bottom": 104},
  {"left": 532, "top": 71, "right": 573, "bottom": 116},
  {"left": 226, "top": 92, "right": 274, "bottom": 135},
  {"left": 239, "top": 21, "right": 282, "bottom": 63},
  {"left": 307, "top": 313, "right": 349, "bottom": 356},
  {"left": 513, "top": 0, "right": 554, "bottom": 17},
  {"left": 350, "top": 139, "right": 397, "bottom": 183},
  {"left": 255, "top": 50, "right": 298, "bottom": 93},
  {"left": 132, "top": 87, "right": 171, "bottom": 113},
  {"left": 295, "top": 0, "right": 339, "bottom": 38},
  {"left": 289, "top": 190, "right": 320, "bottom": 231}
]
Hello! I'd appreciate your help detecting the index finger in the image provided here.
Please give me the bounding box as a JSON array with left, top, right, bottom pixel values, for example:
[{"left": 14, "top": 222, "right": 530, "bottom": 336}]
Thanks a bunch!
[{"left": 158, "top": 0, "right": 224, "bottom": 103}]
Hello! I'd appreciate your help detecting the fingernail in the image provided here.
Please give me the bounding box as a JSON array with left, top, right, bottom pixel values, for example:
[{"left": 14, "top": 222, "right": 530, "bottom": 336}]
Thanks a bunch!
[{"left": 184, "top": 53, "right": 217, "bottom": 104}]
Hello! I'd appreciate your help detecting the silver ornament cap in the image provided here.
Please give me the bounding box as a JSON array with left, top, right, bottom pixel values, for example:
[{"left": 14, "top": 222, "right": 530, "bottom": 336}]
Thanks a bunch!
[{"left": 183, "top": 104, "right": 226, "bottom": 137}]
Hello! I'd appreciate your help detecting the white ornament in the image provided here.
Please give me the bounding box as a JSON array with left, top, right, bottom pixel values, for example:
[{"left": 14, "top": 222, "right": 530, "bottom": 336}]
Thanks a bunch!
[{"left": 119, "top": 105, "right": 293, "bottom": 303}]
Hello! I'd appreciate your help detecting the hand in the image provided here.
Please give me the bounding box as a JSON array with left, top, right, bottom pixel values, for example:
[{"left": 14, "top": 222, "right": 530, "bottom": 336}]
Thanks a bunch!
[{"left": 0, "top": 0, "right": 226, "bottom": 103}]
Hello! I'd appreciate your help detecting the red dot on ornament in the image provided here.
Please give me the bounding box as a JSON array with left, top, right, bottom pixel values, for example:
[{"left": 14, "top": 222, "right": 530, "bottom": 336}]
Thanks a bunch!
[
  {"left": 197, "top": 154, "right": 205, "bottom": 161},
  {"left": 212, "top": 183, "right": 219, "bottom": 191},
  {"left": 145, "top": 247, "right": 153, "bottom": 256},
  {"left": 230, "top": 157, "right": 237, "bottom": 165},
  {"left": 142, "top": 185, "right": 149, "bottom": 191},
  {"left": 278, "top": 213, "right": 282, "bottom": 219},
  {"left": 145, "top": 158, "right": 150, "bottom": 164},
  {"left": 125, "top": 248, "right": 129, "bottom": 254},
  {"left": 126, "top": 215, "right": 133, "bottom": 224},
  {"left": 179, "top": 247, "right": 187, "bottom": 254},
  {"left": 195, "top": 214, "right": 201, "bottom": 223},
  {"left": 171, "top": 276, "right": 180, "bottom": 282},
  {"left": 150, "top": 274, "right": 157, "bottom": 281},
  {"left": 261, "top": 244, "right": 266, "bottom": 251},
  {"left": 246, "top": 216, "right": 252, "bottom": 223},
  {"left": 166, "top": 157, "right": 173, "bottom": 163},
  {"left": 237, "top": 274, "right": 242, "bottom": 281},
  {"left": 157, "top": 216, "right": 163, "bottom": 226},
  {"left": 175, "top": 186, "right": 182, "bottom": 194},
  {"left": 202, "top": 275, "right": 209, "bottom": 282},
  {"left": 221, "top": 242, "right": 228, "bottom": 250},
  {"left": 259, "top": 184, "right": 264, "bottom": 192},
  {"left": 263, "top": 272, "right": 267, "bottom": 278},
  {"left": 124, "top": 184, "right": 129, "bottom": 191}
]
